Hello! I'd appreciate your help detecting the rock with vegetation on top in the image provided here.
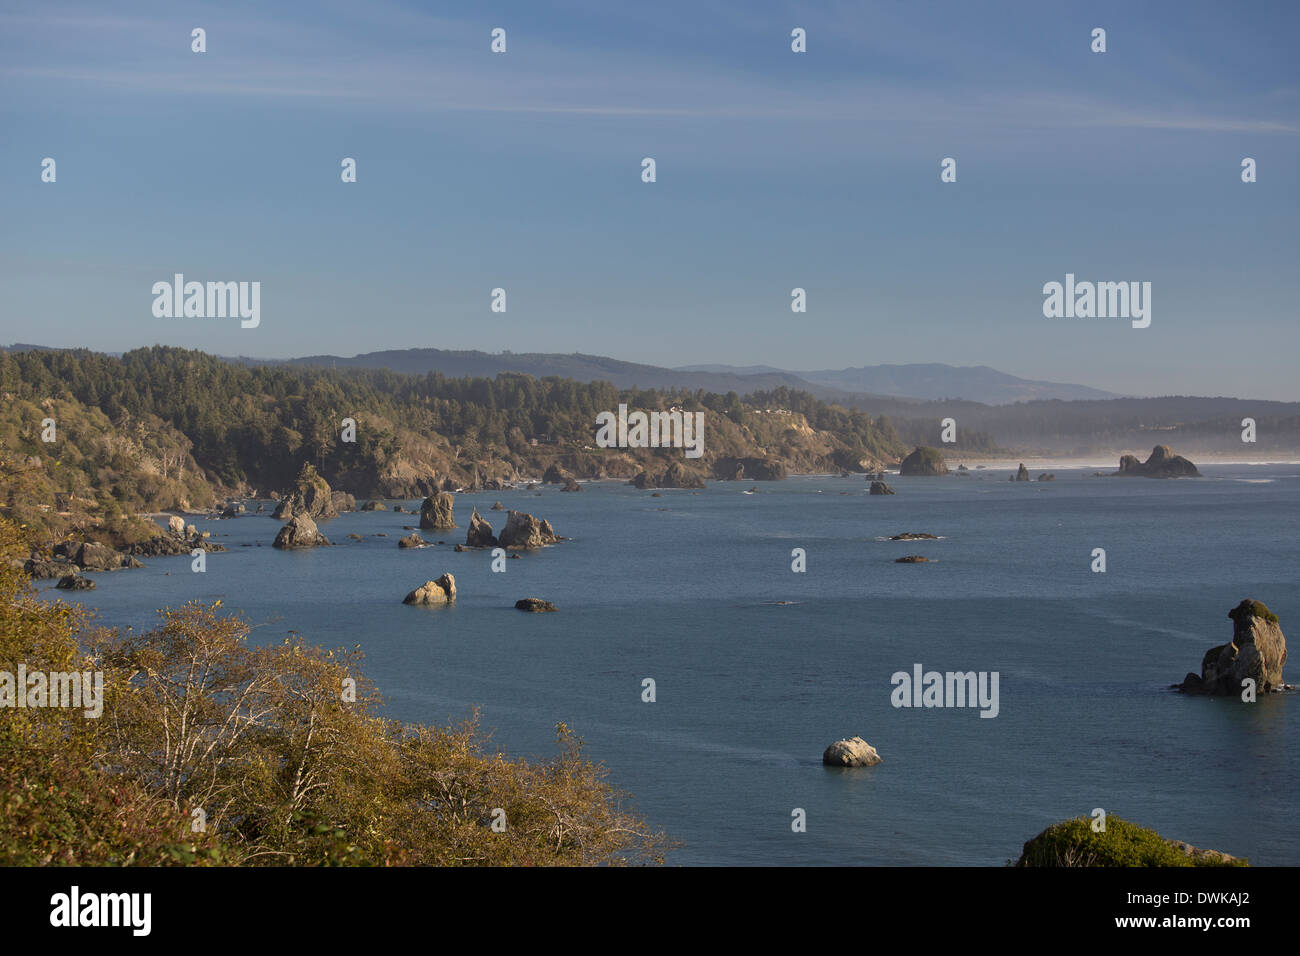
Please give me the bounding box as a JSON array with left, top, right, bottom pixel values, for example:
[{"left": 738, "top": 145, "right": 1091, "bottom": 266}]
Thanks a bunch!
[
  {"left": 1179, "top": 599, "right": 1287, "bottom": 695},
  {"left": 899, "top": 447, "right": 949, "bottom": 476},
  {"left": 1016, "top": 815, "right": 1245, "bottom": 867},
  {"left": 272, "top": 514, "right": 332, "bottom": 550},
  {"left": 498, "top": 510, "right": 558, "bottom": 550},
  {"left": 542, "top": 464, "right": 569, "bottom": 485},
  {"left": 822, "top": 737, "right": 882, "bottom": 767},
  {"left": 514, "top": 598, "right": 557, "bottom": 613},
  {"left": 403, "top": 574, "right": 457, "bottom": 605},
  {"left": 465, "top": 508, "right": 499, "bottom": 548},
  {"left": 273, "top": 463, "right": 339, "bottom": 520},
  {"left": 419, "top": 492, "right": 456, "bottom": 530},
  {"left": 1115, "top": 445, "right": 1200, "bottom": 478}
]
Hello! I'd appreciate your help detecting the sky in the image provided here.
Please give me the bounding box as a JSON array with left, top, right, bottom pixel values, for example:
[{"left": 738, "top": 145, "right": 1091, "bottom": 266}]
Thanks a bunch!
[{"left": 1, "top": 0, "right": 1297, "bottom": 399}]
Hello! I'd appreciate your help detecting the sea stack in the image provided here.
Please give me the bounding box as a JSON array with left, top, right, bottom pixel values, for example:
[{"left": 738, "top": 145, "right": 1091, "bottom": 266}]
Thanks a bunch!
[
  {"left": 419, "top": 492, "right": 456, "bottom": 530},
  {"left": 1179, "top": 599, "right": 1287, "bottom": 695},
  {"left": 1115, "top": 445, "right": 1200, "bottom": 478},
  {"left": 899, "top": 447, "right": 949, "bottom": 476}
]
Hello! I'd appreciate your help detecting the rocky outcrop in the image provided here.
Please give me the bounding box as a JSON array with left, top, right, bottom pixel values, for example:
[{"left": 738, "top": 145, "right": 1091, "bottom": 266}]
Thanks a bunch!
[
  {"left": 490, "top": 501, "right": 505, "bottom": 511},
  {"left": 895, "top": 555, "right": 930, "bottom": 563},
  {"left": 1180, "top": 600, "right": 1287, "bottom": 695},
  {"left": 822, "top": 737, "right": 882, "bottom": 767},
  {"left": 273, "top": 464, "right": 339, "bottom": 520},
  {"left": 24, "top": 558, "right": 77, "bottom": 579},
  {"left": 167, "top": 515, "right": 186, "bottom": 534},
  {"left": 273, "top": 514, "right": 332, "bottom": 550},
  {"left": 890, "top": 532, "right": 937, "bottom": 541},
  {"left": 899, "top": 447, "right": 949, "bottom": 476},
  {"left": 419, "top": 492, "right": 456, "bottom": 530},
  {"left": 498, "top": 510, "right": 558, "bottom": 550},
  {"left": 1115, "top": 445, "right": 1201, "bottom": 478},
  {"left": 713, "top": 457, "right": 788, "bottom": 481},
  {"left": 561, "top": 477, "right": 583, "bottom": 492},
  {"left": 465, "top": 509, "right": 499, "bottom": 548},
  {"left": 1037, "top": 473, "right": 1056, "bottom": 481},
  {"left": 542, "top": 464, "right": 569, "bottom": 485},
  {"left": 331, "top": 491, "right": 356, "bottom": 513},
  {"left": 1014, "top": 463, "right": 1030, "bottom": 481},
  {"left": 869, "top": 480, "right": 896, "bottom": 495},
  {"left": 56, "top": 574, "right": 96, "bottom": 590},
  {"left": 515, "top": 598, "right": 557, "bottom": 613},
  {"left": 359, "top": 500, "right": 387, "bottom": 511},
  {"left": 55, "top": 541, "right": 143, "bottom": 571},
  {"left": 631, "top": 461, "right": 707, "bottom": 489},
  {"left": 398, "top": 532, "right": 426, "bottom": 548},
  {"left": 403, "top": 574, "right": 457, "bottom": 605}
]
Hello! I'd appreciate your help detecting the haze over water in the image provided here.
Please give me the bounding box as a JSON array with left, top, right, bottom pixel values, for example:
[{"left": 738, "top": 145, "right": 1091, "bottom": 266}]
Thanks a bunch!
[{"left": 47, "top": 465, "right": 1300, "bottom": 865}]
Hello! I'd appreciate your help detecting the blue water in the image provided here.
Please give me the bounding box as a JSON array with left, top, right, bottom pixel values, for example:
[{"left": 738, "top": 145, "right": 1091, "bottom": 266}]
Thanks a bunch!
[{"left": 42, "top": 465, "right": 1300, "bottom": 865}]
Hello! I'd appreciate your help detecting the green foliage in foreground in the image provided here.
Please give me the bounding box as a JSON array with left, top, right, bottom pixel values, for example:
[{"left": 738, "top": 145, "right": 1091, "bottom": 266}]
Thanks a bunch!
[
  {"left": 1015, "top": 815, "right": 1248, "bottom": 868},
  {"left": 0, "top": 516, "right": 670, "bottom": 866}
]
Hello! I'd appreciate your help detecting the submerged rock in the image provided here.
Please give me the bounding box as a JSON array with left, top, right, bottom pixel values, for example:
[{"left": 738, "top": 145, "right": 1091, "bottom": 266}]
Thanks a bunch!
[
  {"left": 490, "top": 501, "right": 505, "bottom": 511},
  {"left": 895, "top": 555, "right": 930, "bottom": 563},
  {"left": 515, "top": 598, "right": 557, "bottom": 613},
  {"left": 1180, "top": 599, "right": 1287, "bottom": 695},
  {"left": 890, "top": 532, "right": 938, "bottom": 541},
  {"left": 822, "top": 737, "right": 882, "bottom": 767}
]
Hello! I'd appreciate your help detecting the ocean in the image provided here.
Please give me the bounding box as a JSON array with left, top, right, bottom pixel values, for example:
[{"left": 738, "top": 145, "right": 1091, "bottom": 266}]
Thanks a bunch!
[{"left": 42, "top": 464, "right": 1300, "bottom": 865}]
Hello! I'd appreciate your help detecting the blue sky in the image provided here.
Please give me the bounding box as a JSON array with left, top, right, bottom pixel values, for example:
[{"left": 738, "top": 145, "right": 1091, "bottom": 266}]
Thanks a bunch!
[{"left": 1, "top": 0, "right": 1297, "bottom": 399}]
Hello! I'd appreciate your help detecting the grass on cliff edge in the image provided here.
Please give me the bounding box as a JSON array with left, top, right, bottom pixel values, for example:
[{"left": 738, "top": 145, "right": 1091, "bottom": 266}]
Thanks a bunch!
[
  {"left": 1231, "top": 599, "right": 1279, "bottom": 626},
  {"left": 1015, "top": 816, "right": 1247, "bottom": 867}
]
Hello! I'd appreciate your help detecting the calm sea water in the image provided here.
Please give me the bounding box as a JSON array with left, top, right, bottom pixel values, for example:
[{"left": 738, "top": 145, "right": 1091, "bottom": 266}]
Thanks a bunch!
[{"left": 42, "top": 465, "right": 1300, "bottom": 865}]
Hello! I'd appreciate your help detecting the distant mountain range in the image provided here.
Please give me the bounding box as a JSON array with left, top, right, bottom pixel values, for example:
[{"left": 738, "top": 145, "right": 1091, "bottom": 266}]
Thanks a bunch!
[
  {"left": 677, "top": 363, "right": 1119, "bottom": 404},
  {"left": 258, "top": 349, "right": 1117, "bottom": 406}
]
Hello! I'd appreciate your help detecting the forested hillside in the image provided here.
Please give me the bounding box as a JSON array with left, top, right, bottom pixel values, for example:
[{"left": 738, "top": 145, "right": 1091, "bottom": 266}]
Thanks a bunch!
[{"left": 0, "top": 346, "right": 908, "bottom": 527}]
